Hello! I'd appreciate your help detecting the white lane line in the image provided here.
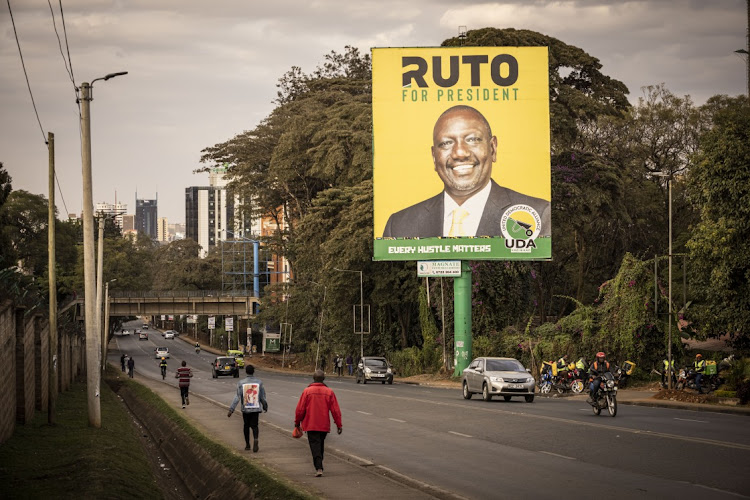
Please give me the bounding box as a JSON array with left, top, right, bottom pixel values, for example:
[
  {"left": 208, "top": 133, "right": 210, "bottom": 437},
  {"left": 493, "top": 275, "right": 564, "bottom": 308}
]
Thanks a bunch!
[
  {"left": 674, "top": 417, "right": 708, "bottom": 423},
  {"left": 357, "top": 410, "right": 373, "bottom": 415},
  {"left": 448, "top": 431, "right": 472, "bottom": 438},
  {"left": 539, "top": 451, "right": 575, "bottom": 460},
  {"left": 389, "top": 418, "right": 406, "bottom": 423}
]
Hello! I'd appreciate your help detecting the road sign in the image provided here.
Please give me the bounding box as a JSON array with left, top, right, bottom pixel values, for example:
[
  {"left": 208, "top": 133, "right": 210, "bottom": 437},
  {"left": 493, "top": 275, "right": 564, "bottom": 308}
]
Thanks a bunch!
[
  {"left": 208, "top": 316, "right": 215, "bottom": 329},
  {"left": 417, "top": 261, "right": 462, "bottom": 277},
  {"left": 225, "top": 317, "right": 234, "bottom": 332}
]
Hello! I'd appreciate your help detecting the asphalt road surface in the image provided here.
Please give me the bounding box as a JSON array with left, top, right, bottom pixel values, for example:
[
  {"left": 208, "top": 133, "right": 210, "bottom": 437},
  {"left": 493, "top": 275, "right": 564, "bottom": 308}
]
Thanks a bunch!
[{"left": 113, "top": 322, "right": 750, "bottom": 499}]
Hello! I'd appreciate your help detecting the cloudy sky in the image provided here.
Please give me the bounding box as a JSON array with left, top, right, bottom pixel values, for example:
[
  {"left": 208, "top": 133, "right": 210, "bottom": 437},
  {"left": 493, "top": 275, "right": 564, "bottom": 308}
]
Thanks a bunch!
[{"left": 1, "top": 0, "right": 746, "bottom": 223}]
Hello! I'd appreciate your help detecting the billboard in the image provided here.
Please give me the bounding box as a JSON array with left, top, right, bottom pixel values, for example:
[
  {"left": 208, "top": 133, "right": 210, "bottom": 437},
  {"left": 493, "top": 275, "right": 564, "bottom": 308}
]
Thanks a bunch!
[{"left": 373, "top": 47, "right": 551, "bottom": 261}]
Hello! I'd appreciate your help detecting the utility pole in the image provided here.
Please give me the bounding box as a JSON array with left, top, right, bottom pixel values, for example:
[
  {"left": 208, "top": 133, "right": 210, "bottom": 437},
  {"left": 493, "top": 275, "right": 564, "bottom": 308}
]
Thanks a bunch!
[
  {"left": 47, "top": 131, "right": 58, "bottom": 425},
  {"left": 96, "top": 217, "right": 104, "bottom": 364},
  {"left": 80, "top": 82, "right": 101, "bottom": 427},
  {"left": 102, "top": 279, "right": 115, "bottom": 370},
  {"left": 79, "top": 71, "right": 127, "bottom": 427}
]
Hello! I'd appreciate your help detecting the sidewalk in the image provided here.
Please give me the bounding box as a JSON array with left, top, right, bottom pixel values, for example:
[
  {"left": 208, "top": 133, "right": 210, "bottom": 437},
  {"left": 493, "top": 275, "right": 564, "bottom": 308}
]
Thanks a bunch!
[{"left": 127, "top": 362, "right": 456, "bottom": 500}]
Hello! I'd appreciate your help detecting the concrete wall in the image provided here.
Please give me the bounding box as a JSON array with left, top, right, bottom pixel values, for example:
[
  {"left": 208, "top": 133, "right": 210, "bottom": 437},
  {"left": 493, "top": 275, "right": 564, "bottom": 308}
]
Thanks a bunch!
[
  {"left": 0, "top": 301, "right": 16, "bottom": 444},
  {"left": 0, "top": 300, "right": 86, "bottom": 445}
]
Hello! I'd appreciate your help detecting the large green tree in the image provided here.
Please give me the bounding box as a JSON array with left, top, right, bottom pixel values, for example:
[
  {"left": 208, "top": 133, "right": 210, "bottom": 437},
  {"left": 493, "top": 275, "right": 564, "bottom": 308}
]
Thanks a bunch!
[{"left": 686, "top": 96, "right": 750, "bottom": 350}]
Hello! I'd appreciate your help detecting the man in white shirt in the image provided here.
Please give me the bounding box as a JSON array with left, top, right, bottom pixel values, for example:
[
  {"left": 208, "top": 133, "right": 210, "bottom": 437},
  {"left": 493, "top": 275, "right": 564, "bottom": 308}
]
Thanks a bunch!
[{"left": 382, "top": 105, "right": 550, "bottom": 238}]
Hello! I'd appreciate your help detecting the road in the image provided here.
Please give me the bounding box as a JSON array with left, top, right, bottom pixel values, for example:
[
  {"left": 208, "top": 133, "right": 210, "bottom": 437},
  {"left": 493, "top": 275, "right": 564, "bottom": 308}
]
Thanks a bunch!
[{"left": 113, "top": 322, "right": 750, "bottom": 499}]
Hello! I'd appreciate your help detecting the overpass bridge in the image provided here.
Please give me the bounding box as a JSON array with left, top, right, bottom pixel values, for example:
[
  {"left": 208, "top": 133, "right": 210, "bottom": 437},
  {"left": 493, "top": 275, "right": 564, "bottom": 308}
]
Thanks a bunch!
[{"left": 61, "top": 290, "right": 259, "bottom": 319}]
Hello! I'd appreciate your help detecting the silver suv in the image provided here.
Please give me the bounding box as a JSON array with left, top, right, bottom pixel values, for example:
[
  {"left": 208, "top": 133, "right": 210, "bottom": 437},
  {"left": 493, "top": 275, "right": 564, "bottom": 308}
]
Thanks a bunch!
[
  {"left": 356, "top": 357, "right": 394, "bottom": 384},
  {"left": 462, "top": 357, "right": 535, "bottom": 402}
]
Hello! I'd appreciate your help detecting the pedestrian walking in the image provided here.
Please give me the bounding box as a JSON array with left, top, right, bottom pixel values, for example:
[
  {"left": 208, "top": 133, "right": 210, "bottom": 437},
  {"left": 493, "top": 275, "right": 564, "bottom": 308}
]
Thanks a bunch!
[
  {"left": 334, "top": 355, "right": 342, "bottom": 377},
  {"left": 120, "top": 353, "right": 126, "bottom": 372},
  {"left": 127, "top": 356, "right": 135, "bottom": 378},
  {"left": 175, "top": 360, "right": 193, "bottom": 408},
  {"left": 294, "top": 369, "right": 342, "bottom": 477},
  {"left": 227, "top": 364, "right": 268, "bottom": 452},
  {"left": 346, "top": 354, "right": 353, "bottom": 376}
]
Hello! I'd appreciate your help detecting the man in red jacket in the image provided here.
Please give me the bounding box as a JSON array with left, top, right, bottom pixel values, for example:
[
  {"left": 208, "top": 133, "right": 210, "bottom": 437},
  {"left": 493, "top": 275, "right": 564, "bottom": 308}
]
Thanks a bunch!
[{"left": 294, "top": 369, "right": 342, "bottom": 477}]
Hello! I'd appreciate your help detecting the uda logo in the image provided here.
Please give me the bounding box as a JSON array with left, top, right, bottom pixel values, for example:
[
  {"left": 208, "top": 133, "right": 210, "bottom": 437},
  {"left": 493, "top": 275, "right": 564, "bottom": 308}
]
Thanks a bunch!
[{"left": 500, "top": 205, "right": 542, "bottom": 253}]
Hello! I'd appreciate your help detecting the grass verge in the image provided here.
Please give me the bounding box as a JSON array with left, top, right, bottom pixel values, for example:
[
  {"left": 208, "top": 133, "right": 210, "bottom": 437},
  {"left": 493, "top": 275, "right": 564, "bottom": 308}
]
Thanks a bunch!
[
  {"left": 109, "top": 370, "right": 315, "bottom": 500},
  {"left": 0, "top": 380, "right": 163, "bottom": 499}
]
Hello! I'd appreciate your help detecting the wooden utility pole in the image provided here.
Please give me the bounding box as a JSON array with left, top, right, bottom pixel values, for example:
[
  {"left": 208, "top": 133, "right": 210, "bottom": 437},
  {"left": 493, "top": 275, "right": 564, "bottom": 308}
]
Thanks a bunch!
[
  {"left": 47, "top": 132, "right": 58, "bottom": 425},
  {"left": 81, "top": 82, "right": 101, "bottom": 427}
]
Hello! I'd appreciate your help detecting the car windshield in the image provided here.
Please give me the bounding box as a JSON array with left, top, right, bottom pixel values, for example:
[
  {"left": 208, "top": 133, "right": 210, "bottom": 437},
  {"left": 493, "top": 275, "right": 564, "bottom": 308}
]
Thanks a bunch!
[
  {"left": 485, "top": 359, "right": 525, "bottom": 372},
  {"left": 365, "top": 359, "right": 387, "bottom": 368}
]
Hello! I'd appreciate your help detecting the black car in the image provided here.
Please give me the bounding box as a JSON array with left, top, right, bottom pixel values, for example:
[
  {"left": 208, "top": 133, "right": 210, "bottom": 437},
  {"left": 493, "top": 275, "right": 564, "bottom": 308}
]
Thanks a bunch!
[
  {"left": 212, "top": 356, "right": 239, "bottom": 378},
  {"left": 356, "top": 356, "right": 394, "bottom": 384}
]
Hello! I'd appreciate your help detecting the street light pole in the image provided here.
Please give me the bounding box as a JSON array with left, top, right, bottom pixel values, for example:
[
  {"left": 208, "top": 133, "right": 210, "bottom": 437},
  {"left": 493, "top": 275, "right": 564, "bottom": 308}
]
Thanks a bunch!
[
  {"left": 655, "top": 172, "right": 674, "bottom": 389},
  {"left": 102, "top": 279, "right": 116, "bottom": 370},
  {"left": 79, "top": 71, "right": 127, "bottom": 428}
]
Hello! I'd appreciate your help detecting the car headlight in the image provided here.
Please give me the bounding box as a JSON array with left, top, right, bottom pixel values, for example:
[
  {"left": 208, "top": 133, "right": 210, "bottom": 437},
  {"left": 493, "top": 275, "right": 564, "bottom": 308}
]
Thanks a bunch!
[
  {"left": 365, "top": 367, "right": 371, "bottom": 374},
  {"left": 525, "top": 377, "right": 534, "bottom": 383},
  {"left": 386, "top": 368, "right": 392, "bottom": 374},
  {"left": 490, "top": 376, "right": 504, "bottom": 382}
]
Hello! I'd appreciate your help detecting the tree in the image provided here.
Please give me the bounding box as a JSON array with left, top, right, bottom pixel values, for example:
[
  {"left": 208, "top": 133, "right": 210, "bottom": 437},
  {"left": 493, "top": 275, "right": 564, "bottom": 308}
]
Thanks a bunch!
[
  {"left": 0, "top": 190, "right": 50, "bottom": 276},
  {"left": 686, "top": 96, "right": 750, "bottom": 350}
]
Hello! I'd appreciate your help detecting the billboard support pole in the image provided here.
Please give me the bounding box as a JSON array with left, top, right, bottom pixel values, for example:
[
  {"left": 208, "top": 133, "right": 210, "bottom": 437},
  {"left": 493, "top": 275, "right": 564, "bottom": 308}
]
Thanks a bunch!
[{"left": 453, "top": 261, "right": 472, "bottom": 376}]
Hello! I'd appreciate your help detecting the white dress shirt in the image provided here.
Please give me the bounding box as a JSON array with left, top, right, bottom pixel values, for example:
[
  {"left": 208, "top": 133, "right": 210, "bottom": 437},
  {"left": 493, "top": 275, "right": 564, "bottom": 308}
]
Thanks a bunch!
[{"left": 442, "top": 181, "right": 492, "bottom": 236}]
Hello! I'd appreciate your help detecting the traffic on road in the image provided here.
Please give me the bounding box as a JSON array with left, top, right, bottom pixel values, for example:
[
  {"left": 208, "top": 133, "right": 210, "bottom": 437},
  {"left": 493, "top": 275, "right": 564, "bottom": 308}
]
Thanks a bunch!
[{"left": 111, "top": 319, "right": 750, "bottom": 499}]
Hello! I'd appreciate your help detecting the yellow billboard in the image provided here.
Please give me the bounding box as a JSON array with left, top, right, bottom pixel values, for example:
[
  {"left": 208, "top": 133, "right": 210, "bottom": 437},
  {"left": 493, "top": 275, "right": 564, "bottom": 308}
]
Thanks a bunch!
[{"left": 372, "top": 47, "right": 551, "bottom": 261}]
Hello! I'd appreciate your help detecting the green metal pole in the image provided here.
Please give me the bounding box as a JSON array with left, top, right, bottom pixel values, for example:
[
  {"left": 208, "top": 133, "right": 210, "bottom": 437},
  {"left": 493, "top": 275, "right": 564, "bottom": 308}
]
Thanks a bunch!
[{"left": 453, "top": 261, "right": 472, "bottom": 376}]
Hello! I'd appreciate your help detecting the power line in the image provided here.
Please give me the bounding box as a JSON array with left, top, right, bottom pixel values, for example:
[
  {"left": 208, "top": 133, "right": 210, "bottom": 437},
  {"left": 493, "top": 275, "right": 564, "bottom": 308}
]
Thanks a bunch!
[
  {"left": 7, "top": 0, "right": 47, "bottom": 145},
  {"left": 47, "top": 0, "right": 75, "bottom": 86},
  {"left": 54, "top": 171, "right": 70, "bottom": 216}
]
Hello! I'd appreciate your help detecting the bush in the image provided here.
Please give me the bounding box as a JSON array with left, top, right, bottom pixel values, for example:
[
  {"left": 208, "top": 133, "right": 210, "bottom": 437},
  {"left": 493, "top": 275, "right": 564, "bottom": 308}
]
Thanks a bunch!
[
  {"left": 714, "top": 390, "right": 737, "bottom": 398},
  {"left": 737, "top": 380, "right": 750, "bottom": 405}
]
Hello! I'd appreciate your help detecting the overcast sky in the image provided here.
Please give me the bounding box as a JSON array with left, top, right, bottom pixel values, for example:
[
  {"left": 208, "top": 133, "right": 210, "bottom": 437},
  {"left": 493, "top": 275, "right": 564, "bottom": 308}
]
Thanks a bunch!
[{"left": 1, "top": 0, "right": 746, "bottom": 223}]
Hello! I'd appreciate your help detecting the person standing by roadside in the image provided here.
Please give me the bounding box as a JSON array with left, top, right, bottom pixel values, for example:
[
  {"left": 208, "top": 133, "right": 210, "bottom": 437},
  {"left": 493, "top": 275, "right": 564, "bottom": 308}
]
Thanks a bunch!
[
  {"left": 127, "top": 356, "right": 135, "bottom": 378},
  {"left": 175, "top": 360, "right": 193, "bottom": 408},
  {"left": 227, "top": 364, "right": 268, "bottom": 452},
  {"left": 120, "top": 353, "right": 126, "bottom": 372},
  {"left": 346, "top": 354, "right": 353, "bottom": 376},
  {"left": 294, "top": 369, "right": 342, "bottom": 477}
]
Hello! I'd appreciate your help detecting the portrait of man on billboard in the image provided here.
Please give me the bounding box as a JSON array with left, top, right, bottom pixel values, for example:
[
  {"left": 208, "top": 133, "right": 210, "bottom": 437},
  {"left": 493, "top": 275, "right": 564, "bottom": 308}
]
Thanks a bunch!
[{"left": 382, "top": 104, "right": 550, "bottom": 239}]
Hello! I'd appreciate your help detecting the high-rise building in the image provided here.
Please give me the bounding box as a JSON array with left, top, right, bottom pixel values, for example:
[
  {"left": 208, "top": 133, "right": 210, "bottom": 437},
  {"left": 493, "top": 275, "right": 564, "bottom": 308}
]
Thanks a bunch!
[
  {"left": 135, "top": 195, "right": 158, "bottom": 239},
  {"left": 157, "top": 217, "right": 169, "bottom": 242},
  {"left": 185, "top": 177, "right": 237, "bottom": 257},
  {"left": 95, "top": 201, "right": 127, "bottom": 229},
  {"left": 122, "top": 214, "right": 135, "bottom": 232}
]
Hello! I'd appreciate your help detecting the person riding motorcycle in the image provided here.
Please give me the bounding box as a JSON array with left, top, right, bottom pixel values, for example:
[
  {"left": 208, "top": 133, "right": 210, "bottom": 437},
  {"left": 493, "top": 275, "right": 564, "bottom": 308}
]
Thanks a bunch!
[
  {"left": 694, "top": 353, "right": 706, "bottom": 394},
  {"left": 195, "top": 342, "right": 201, "bottom": 353},
  {"left": 159, "top": 357, "right": 168, "bottom": 379},
  {"left": 588, "top": 352, "right": 610, "bottom": 402}
]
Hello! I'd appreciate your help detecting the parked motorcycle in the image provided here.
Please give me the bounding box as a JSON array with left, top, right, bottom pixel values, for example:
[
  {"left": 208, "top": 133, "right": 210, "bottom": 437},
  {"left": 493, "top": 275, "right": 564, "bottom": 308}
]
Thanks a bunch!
[
  {"left": 539, "top": 364, "right": 553, "bottom": 394},
  {"left": 679, "top": 368, "right": 721, "bottom": 393},
  {"left": 588, "top": 371, "right": 618, "bottom": 417}
]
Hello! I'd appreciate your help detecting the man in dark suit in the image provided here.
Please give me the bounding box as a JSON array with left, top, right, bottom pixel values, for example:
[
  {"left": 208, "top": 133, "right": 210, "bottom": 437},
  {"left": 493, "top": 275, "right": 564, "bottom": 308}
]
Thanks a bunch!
[{"left": 383, "top": 105, "right": 550, "bottom": 238}]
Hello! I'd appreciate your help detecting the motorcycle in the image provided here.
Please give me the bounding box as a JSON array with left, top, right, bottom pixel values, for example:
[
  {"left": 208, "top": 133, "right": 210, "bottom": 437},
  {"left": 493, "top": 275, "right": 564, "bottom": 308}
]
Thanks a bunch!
[
  {"left": 195, "top": 345, "right": 201, "bottom": 354},
  {"left": 679, "top": 368, "right": 720, "bottom": 393},
  {"left": 588, "top": 371, "right": 618, "bottom": 417},
  {"left": 539, "top": 367, "right": 553, "bottom": 394},
  {"left": 653, "top": 367, "right": 677, "bottom": 389}
]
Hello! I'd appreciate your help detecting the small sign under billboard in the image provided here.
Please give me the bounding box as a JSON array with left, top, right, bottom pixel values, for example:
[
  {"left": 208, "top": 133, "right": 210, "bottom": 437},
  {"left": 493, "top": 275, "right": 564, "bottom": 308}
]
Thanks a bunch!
[
  {"left": 208, "top": 316, "right": 215, "bottom": 329},
  {"left": 417, "top": 261, "right": 461, "bottom": 277},
  {"left": 225, "top": 317, "right": 234, "bottom": 332}
]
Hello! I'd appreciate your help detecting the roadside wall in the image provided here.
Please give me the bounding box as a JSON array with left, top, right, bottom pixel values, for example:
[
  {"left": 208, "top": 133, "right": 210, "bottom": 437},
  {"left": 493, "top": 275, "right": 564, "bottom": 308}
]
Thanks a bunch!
[{"left": 0, "top": 299, "right": 86, "bottom": 445}]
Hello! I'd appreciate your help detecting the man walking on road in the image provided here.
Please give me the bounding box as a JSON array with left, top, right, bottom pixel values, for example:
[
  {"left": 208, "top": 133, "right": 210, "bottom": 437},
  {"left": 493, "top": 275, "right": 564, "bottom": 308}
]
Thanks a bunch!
[
  {"left": 120, "top": 353, "right": 126, "bottom": 372},
  {"left": 294, "top": 369, "right": 342, "bottom": 477},
  {"left": 175, "top": 360, "right": 193, "bottom": 408},
  {"left": 227, "top": 364, "right": 268, "bottom": 452},
  {"left": 127, "top": 356, "right": 135, "bottom": 378}
]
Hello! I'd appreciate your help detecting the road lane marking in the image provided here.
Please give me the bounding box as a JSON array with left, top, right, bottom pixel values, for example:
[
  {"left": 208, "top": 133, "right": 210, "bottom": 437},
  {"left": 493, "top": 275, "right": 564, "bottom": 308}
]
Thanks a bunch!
[
  {"left": 357, "top": 411, "right": 372, "bottom": 415},
  {"left": 448, "top": 431, "right": 472, "bottom": 438},
  {"left": 539, "top": 451, "right": 575, "bottom": 460},
  {"left": 388, "top": 418, "right": 406, "bottom": 423},
  {"left": 674, "top": 417, "right": 708, "bottom": 423},
  {"left": 330, "top": 387, "right": 750, "bottom": 451}
]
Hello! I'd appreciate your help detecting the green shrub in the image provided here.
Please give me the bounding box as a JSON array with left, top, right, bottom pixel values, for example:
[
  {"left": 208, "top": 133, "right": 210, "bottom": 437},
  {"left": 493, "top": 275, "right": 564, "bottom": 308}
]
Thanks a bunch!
[{"left": 714, "top": 390, "right": 737, "bottom": 398}]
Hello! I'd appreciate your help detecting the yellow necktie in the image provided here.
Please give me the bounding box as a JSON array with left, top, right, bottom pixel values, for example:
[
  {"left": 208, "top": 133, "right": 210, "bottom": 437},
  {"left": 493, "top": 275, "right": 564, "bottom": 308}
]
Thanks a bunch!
[{"left": 448, "top": 208, "right": 469, "bottom": 237}]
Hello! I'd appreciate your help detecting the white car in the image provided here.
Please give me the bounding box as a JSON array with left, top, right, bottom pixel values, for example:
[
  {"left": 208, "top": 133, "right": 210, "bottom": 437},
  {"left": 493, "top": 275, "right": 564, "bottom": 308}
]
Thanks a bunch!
[
  {"left": 121, "top": 329, "right": 131, "bottom": 335},
  {"left": 164, "top": 331, "right": 175, "bottom": 340},
  {"left": 155, "top": 347, "right": 170, "bottom": 359}
]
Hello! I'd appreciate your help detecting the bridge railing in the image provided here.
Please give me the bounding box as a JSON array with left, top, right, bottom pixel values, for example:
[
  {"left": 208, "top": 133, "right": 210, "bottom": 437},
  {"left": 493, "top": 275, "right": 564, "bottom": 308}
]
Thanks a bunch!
[{"left": 108, "top": 290, "right": 257, "bottom": 298}]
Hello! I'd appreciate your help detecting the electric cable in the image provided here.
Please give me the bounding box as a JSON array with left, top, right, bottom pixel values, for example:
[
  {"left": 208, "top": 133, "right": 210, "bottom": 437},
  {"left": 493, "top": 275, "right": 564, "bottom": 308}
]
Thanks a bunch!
[{"left": 7, "top": 0, "right": 47, "bottom": 145}]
